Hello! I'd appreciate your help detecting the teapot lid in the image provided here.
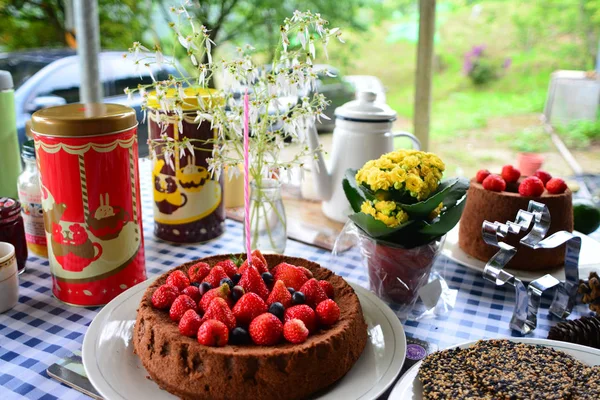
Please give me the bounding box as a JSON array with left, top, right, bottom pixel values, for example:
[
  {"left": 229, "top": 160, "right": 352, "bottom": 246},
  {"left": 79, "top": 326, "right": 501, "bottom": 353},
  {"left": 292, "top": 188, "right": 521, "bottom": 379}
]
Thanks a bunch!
[{"left": 334, "top": 91, "right": 396, "bottom": 122}]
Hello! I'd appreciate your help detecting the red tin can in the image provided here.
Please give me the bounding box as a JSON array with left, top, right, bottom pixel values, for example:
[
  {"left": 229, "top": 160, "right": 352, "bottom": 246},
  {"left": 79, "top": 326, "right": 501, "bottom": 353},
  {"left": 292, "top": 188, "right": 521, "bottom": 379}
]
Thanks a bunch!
[{"left": 31, "top": 103, "right": 146, "bottom": 306}]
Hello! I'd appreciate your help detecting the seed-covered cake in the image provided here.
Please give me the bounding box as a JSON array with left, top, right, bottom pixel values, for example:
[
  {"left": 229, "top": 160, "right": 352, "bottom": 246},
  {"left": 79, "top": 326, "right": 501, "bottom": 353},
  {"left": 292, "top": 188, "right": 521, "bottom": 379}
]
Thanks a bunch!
[{"left": 133, "top": 252, "right": 368, "bottom": 400}]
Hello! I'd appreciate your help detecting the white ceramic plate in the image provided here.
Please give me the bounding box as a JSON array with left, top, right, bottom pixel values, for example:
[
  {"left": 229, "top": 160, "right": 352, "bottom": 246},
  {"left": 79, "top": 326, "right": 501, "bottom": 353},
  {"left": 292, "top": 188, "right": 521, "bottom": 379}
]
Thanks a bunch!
[
  {"left": 82, "top": 278, "right": 406, "bottom": 400},
  {"left": 389, "top": 337, "right": 600, "bottom": 400},
  {"left": 443, "top": 225, "right": 600, "bottom": 282}
]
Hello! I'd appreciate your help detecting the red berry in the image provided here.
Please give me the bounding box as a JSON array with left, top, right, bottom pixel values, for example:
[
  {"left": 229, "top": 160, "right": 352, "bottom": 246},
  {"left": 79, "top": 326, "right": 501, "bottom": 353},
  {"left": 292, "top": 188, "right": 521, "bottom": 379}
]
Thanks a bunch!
[
  {"left": 232, "top": 292, "right": 268, "bottom": 326},
  {"left": 169, "top": 294, "right": 197, "bottom": 322},
  {"left": 267, "top": 280, "right": 293, "bottom": 308},
  {"left": 272, "top": 263, "right": 308, "bottom": 291},
  {"left": 178, "top": 309, "right": 202, "bottom": 337},
  {"left": 202, "top": 297, "right": 236, "bottom": 331},
  {"left": 284, "top": 304, "right": 317, "bottom": 332},
  {"left": 166, "top": 270, "right": 190, "bottom": 292},
  {"left": 518, "top": 176, "right": 545, "bottom": 197},
  {"left": 239, "top": 250, "right": 269, "bottom": 274},
  {"left": 215, "top": 259, "right": 239, "bottom": 278},
  {"left": 535, "top": 170, "right": 552, "bottom": 185},
  {"left": 249, "top": 313, "right": 283, "bottom": 346},
  {"left": 283, "top": 319, "right": 309, "bottom": 344},
  {"left": 318, "top": 281, "right": 335, "bottom": 299},
  {"left": 475, "top": 169, "right": 491, "bottom": 183},
  {"left": 501, "top": 165, "right": 521, "bottom": 183},
  {"left": 299, "top": 267, "right": 313, "bottom": 279},
  {"left": 238, "top": 266, "right": 269, "bottom": 301},
  {"left": 151, "top": 284, "right": 179, "bottom": 309},
  {"left": 188, "top": 262, "right": 210, "bottom": 283},
  {"left": 482, "top": 174, "right": 506, "bottom": 192},
  {"left": 197, "top": 319, "right": 229, "bottom": 347},
  {"left": 199, "top": 283, "right": 232, "bottom": 313},
  {"left": 299, "top": 278, "right": 328, "bottom": 308},
  {"left": 316, "top": 299, "right": 340, "bottom": 326},
  {"left": 546, "top": 178, "right": 567, "bottom": 194},
  {"left": 202, "top": 265, "right": 229, "bottom": 289},
  {"left": 182, "top": 286, "right": 201, "bottom": 302}
]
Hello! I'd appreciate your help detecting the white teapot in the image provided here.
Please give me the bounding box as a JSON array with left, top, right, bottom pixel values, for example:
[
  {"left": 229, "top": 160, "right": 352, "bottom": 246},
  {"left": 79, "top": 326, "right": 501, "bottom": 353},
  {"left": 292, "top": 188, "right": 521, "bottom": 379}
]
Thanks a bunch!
[{"left": 307, "top": 91, "right": 420, "bottom": 223}]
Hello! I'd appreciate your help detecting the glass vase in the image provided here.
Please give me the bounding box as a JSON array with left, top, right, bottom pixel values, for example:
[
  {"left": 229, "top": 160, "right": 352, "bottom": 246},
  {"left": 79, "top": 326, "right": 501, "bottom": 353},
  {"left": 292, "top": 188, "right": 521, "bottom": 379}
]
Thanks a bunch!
[{"left": 244, "top": 178, "right": 287, "bottom": 254}]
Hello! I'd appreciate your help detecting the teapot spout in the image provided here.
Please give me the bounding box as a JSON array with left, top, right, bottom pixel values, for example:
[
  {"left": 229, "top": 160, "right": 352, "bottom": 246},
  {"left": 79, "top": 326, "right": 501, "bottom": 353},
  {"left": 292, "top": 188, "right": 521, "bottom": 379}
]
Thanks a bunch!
[{"left": 306, "top": 123, "right": 332, "bottom": 200}]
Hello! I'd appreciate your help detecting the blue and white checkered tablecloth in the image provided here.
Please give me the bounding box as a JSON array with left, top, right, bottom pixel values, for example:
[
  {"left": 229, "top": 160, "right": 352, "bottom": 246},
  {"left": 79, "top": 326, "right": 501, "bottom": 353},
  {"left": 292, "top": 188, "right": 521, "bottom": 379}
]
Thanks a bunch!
[{"left": 1, "top": 161, "right": 597, "bottom": 399}]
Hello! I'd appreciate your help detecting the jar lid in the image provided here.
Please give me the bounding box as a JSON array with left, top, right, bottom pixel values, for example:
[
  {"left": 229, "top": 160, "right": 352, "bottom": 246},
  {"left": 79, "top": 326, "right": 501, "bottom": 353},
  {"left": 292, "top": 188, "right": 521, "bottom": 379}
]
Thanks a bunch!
[
  {"left": 21, "top": 140, "right": 36, "bottom": 159},
  {"left": 334, "top": 91, "right": 396, "bottom": 122},
  {"left": 0, "top": 70, "right": 13, "bottom": 91},
  {"left": 0, "top": 197, "right": 21, "bottom": 219},
  {"left": 146, "top": 87, "right": 224, "bottom": 111},
  {"left": 31, "top": 103, "right": 137, "bottom": 137}
]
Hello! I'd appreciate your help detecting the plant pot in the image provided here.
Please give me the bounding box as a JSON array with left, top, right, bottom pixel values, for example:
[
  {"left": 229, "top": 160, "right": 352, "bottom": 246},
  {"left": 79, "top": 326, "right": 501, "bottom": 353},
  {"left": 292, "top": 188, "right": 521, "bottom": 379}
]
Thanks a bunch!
[
  {"left": 358, "top": 232, "right": 445, "bottom": 309},
  {"left": 517, "top": 152, "right": 544, "bottom": 177}
]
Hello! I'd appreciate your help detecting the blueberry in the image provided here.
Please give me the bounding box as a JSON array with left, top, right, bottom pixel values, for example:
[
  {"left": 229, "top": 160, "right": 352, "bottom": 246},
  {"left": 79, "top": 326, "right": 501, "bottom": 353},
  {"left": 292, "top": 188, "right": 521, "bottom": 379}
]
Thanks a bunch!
[
  {"left": 268, "top": 302, "right": 285, "bottom": 320},
  {"left": 261, "top": 272, "right": 273, "bottom": 285},
  {"left": 220, "top": 278, "right": 234, "bottom": 289},
  {"left": 292, "top": 291, "right": 305, "bottom": 305},
  {"left": 190, "top": 282, "right": 200, "bottom": 288},
  {"left": 232, "top": 285, "right": 245, "bottom": 302},
  {"left": 230, "top": 327, "right": 250, "bottom": 345},
  {"left": 287, "top": 287, "right": 295, "bottom": 295},
  {"left": 199, "top": 282, "right": 212, "bottom": 295},
  {"left": 232, "top": 273, "right": 242, "bottom": 285}
]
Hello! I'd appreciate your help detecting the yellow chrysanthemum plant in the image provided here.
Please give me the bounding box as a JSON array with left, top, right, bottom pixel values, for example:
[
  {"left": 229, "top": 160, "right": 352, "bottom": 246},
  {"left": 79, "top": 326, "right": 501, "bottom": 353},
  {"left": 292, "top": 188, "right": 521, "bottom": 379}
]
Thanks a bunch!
[{"left": 343, "top": 149, "right": 469, "bottom": 248}]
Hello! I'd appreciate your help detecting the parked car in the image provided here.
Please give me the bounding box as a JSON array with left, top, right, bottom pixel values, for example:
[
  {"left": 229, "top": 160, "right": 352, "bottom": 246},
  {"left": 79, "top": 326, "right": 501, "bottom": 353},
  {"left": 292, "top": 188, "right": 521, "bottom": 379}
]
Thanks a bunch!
[{"left": 0, "top": 49, "right": 186, "bottom": 157}]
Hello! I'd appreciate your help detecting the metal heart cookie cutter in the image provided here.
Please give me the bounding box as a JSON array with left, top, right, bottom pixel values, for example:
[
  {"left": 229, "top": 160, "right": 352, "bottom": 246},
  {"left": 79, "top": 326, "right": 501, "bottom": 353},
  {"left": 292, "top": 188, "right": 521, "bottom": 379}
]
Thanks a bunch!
[{"left": 481, "top": 200, "right": 581, "bottom": 335}]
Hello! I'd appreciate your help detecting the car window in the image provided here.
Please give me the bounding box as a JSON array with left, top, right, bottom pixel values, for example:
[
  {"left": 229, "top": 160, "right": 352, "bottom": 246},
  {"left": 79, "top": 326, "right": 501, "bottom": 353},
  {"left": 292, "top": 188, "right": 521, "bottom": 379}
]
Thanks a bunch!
[{"left": 0, "top": 58, "right": 50, "bottom": 89}]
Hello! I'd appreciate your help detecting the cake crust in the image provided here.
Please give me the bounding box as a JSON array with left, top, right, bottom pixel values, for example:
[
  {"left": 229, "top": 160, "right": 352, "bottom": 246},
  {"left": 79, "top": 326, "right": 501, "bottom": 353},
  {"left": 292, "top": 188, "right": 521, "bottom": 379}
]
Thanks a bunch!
[
  {"left": 133, "top": 254, "right": 368, "bottom": 400},
  {"left": 458, "top": 179, "right": 573, "bottom": 271}
]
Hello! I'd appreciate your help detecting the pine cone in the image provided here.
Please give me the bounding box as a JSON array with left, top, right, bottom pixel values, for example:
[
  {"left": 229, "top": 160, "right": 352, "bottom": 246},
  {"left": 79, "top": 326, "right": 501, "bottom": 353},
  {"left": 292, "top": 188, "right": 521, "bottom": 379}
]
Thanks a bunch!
[
  {"left": 547, "top": 316, "right": 600, "bottom": 349},
  {"left": 578, "top": 272, "right": 600, "bottom": 313}
]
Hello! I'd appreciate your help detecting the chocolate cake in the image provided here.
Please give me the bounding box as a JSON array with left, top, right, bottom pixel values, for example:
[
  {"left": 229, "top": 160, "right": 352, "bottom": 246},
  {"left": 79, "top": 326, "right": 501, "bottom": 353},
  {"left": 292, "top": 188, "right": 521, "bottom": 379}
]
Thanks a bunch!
[
  {"left": 459, "top": 179, "right": 573, "bottom": 271},
  {"left": 133, "top": 254, "right": 368, "bottom": 400}
]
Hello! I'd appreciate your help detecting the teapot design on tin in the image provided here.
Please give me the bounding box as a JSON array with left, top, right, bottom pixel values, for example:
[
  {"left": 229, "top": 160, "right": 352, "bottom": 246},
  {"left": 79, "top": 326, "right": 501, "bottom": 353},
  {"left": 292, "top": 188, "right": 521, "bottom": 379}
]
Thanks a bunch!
[{"left": 87, "top": 193, "right": 129, "bottom": 240}]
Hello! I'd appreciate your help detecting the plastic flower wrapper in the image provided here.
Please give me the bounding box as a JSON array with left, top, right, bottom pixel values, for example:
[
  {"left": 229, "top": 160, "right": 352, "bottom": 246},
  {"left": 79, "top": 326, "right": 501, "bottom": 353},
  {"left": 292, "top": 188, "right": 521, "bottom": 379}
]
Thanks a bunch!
[{"left": 334, "top": 149, "right": 468, "bottom": 318}]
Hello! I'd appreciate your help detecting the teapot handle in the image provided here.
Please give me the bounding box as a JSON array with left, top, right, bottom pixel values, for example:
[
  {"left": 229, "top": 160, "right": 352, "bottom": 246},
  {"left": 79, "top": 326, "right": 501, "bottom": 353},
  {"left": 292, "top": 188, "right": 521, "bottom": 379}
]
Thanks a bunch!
[{"left": 391, "top": 131, "right": 421, "bottom": 150}]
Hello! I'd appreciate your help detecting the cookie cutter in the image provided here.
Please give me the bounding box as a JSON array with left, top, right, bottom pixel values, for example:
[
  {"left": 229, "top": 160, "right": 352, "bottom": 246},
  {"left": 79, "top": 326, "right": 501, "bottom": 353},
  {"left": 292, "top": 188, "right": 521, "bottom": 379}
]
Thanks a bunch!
[{"left": 482, "top": 200, "right": 580, "bottom": 334}]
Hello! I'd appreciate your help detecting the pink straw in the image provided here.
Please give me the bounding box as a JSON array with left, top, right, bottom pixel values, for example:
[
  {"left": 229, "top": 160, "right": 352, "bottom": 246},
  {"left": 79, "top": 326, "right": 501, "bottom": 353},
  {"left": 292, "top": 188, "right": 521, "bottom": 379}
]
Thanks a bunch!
[{"left": 243, "top": 90, "right": 252, "bottom": 267}]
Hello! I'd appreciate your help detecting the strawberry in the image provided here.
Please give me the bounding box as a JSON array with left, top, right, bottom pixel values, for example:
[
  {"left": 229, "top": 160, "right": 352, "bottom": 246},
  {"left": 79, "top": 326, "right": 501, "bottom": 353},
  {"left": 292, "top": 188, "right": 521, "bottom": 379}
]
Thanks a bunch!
[
  {"left": 475, "top": 169, "right": 491, "bottom": 183},
  {"left": 284, "top": 305, "right": 317, "bottom": 332},
  {"left": 518, "top": 176, "right": 545, "bottom": 197},
  {"left": 182, "top": 286, "right": 201, "bottom": 302},
  {"left": 197, "top": 319, "right": 229, "bottom": 347},
  {"left": 272, "top": 263, "right": 308, "bottom": 291},
  {"left": 546, "top": 178, "right": 567, "bottom": 194},
  {"left": 199, "top": 283, "right": 232, "bottom": 313},
  {"left": 535, "top": 170, "right": 552, "bottom": 185},
  {"left": 202, "top": 265, "right": 229, "bottom": 289},
  {"left": 178, "top": 309, "right": 202, "bottom": 337},
  {"left": 482, "top": 174, "right": 506, "bottom": 192},
  {"left": 316, "top": 299, "right": 340, "bottom": 326},
  {"left": 283, "top": 319, "right": 309, "bottom": 344},
  {"left": 299, "top": 278, "right": 328, "bottom": 308},
  {"left": 318, "top": 280, "right": 335, "bottom": 299},
  {"left": 215, "top": 259, "right": 238, "bottom": 278},
  {"left": 203, "top": 297, "right": 236, "bottom": 331},
  {"left": 166, "top": 270, "right": 190, "bottom": 292},
  {"left": 151, "top": 284, "right": 179, "bottom": 309},
  {"left": 299, "top": 267, "right": 313, "bottom": 279},
  {"left": 249, "top": 313, "right": 283, "bottom": 346},
  {"left": 267, "top": 280, "right": 292, "bottom": 308},
  {"left": 238, "top": 266, "right": 269, "bottom": 300},
  {"left": 239, "top": 251, "right": 268, "bottom": 274},
  {"left": 232, "top": 292, "right": 268, "bottom": 326},
  {"left": 188, "top": 262, "right": 211, "bottom": 283},
  {"left": 169, "top": 294, "right": 197, "bottom": 322},
  {"left": 501, "top": 165, "right": 521, "bottom": 183}
]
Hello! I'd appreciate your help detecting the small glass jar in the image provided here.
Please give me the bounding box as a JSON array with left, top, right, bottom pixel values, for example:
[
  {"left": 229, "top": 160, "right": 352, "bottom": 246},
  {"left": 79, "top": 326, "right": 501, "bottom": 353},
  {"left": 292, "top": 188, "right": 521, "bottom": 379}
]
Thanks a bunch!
[
  {"left": 17, "top": 140, "right": 47, "bottom": 257},
  {"left": 0, "top": 197, "right": 28, "bottom": 273},
  {"left": 243, "top": 179, "right": 287, "bottom": 254}
]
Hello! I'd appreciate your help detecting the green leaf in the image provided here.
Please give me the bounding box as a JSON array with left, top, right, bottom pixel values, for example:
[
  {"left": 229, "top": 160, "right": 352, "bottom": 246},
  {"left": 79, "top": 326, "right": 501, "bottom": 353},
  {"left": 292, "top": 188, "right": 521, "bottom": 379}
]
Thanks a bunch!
[
  {"left": 418, "top": 198, "right": 467, "bottom": 236},
  {"left": 348, "top": 212, "right": 414, "bottom": 238},
  {"left": 343, "top": 169, "right": 374, "bottom": 213},
  {"left": 399, "top": 178, "right": 469, "bottom": 217}
]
